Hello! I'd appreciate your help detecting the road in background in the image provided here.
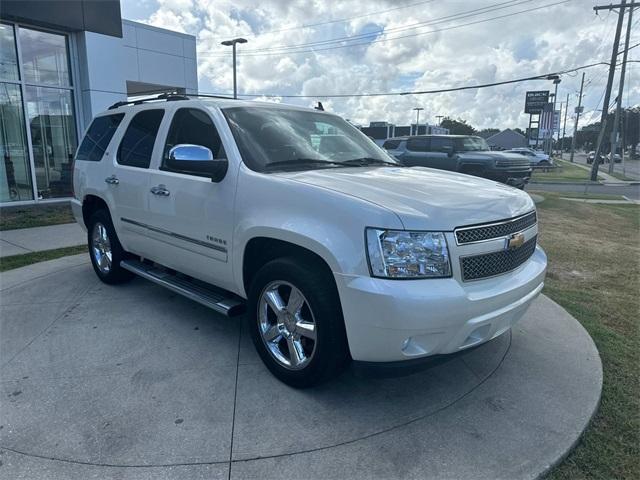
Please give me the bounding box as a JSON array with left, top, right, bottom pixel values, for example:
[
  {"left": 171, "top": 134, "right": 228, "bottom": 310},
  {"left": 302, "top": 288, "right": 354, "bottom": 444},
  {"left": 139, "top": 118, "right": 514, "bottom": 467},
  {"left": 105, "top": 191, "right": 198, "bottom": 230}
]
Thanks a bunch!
[{"left": 571, "top": 152, "right": 640, "bottom": 180}]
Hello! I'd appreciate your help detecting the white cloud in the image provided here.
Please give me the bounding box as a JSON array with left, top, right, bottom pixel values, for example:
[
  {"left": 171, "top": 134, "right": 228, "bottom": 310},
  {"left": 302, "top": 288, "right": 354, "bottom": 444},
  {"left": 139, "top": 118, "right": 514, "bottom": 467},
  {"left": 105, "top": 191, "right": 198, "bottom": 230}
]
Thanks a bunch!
[{"left": 121, "top": 0, "right": 639, "bottom": 131}]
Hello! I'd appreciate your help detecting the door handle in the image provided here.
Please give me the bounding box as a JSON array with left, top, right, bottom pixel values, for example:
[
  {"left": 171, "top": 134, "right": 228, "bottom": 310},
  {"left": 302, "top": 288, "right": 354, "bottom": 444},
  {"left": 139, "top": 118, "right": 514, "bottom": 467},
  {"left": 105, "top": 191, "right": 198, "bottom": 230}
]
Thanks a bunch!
[
  {"left": 150, "top": 184, "right": 170, "bottom": 196},
  {"left": 104, "top": 175, "right": 119, "bottom": 185}
]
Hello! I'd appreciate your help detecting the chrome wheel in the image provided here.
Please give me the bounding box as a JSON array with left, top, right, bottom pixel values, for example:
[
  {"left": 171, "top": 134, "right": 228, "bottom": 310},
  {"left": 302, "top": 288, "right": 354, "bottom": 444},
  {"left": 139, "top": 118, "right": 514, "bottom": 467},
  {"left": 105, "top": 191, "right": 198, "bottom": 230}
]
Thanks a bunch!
[
  {"left": 258, "top": 281, "right": 317, "bottom": 370},
  {"left": 91, "top": 222, "right": 112, "bottom": 274}
]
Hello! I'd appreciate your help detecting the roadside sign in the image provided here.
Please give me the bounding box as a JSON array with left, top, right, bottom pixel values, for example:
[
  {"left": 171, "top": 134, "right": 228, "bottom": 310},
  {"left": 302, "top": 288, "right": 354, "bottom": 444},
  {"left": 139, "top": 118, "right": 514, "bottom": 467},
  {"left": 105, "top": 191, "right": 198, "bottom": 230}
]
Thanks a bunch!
[
  {"left": 574, "top": 106, "right": 584, "bottom": 114},
  {"left": 553, "top": 110, "right": 560, "bottom": 132},
  {"left": 525, "top": 90, "right": 550, "bottom": 114}
]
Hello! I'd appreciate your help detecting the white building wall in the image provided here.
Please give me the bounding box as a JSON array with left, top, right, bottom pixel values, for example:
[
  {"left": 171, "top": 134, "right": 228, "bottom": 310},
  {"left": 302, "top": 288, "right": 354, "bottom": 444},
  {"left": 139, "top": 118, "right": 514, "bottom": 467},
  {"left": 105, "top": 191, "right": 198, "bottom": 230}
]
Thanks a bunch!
[{"left": 75, "top": 19, "right": 197, "bottom": 129}]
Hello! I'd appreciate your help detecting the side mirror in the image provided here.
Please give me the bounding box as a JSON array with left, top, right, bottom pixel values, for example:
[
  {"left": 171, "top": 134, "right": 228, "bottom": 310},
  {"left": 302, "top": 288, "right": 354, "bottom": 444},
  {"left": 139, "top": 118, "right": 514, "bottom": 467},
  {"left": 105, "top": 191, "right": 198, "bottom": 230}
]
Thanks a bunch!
[
  {"left": 441, "top": 145, "right": 454, "bottom": 156},
  {"left": 166, "top": 144, "right": 228, "bottom": 182}
]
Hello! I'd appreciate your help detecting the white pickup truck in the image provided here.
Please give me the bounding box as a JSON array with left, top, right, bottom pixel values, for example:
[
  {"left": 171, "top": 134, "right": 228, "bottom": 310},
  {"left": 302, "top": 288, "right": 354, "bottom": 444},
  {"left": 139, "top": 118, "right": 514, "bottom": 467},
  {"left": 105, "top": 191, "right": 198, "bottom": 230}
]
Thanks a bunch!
[{"left": 71, "top": 94, "right": 546, "bottom": 387}]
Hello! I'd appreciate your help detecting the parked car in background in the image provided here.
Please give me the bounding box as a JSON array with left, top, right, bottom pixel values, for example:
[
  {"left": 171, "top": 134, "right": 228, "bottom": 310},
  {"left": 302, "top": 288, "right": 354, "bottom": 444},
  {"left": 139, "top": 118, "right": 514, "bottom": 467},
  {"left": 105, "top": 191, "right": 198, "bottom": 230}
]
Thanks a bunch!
[
  {"left": 586, "top": 151, "right": 604, "bottom": 164},
  {"left": 383, "top": 135, "right": 531, "bottom": 188},
  {"left": 72, "top": 95, "right": 546, "bottom": 387},
  {"left": 607, "top": 152, "right": 622, "bottom": 163},
  {"left": 506, "top": 147, "right": 552, "bottom": 167}
]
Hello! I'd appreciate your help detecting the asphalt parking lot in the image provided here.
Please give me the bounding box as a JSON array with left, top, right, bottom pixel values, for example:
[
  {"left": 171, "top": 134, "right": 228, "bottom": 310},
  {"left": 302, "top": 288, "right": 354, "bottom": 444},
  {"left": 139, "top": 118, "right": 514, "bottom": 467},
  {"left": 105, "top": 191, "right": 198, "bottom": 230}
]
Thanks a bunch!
[{"left": 0, "top": 255, "right": 602, "bottom": 479}]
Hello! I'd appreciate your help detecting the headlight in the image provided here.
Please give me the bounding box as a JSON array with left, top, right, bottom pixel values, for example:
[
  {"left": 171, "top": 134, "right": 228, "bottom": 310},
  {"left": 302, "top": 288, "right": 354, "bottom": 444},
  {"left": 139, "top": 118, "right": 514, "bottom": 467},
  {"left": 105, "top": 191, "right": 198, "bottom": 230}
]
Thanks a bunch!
[{"left": 366, "top": 228, "right": 451, "bottom": 279}]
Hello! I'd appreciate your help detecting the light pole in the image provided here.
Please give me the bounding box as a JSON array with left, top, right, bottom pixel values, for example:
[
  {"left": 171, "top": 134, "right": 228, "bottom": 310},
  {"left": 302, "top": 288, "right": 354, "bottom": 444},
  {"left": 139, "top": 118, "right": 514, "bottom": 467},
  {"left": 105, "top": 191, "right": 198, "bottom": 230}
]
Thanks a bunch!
[
  {"left": 413, "top": 107, "right": 424, "bottom": 135},
  {"left": 221, "top": 37, "right": 247, "bottom": 99}
]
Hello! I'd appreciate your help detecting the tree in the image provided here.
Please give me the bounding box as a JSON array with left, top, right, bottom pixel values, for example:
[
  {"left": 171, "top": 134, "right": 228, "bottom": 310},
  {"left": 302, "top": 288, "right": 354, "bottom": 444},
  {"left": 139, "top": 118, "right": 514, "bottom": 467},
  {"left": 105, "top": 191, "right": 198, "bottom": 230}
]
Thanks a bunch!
[
  {"left": 440, "top": 117, "right": 476, "bottom": 135},
  {"left": 513, "top": 127, "right": 526, "bottom": 137}
]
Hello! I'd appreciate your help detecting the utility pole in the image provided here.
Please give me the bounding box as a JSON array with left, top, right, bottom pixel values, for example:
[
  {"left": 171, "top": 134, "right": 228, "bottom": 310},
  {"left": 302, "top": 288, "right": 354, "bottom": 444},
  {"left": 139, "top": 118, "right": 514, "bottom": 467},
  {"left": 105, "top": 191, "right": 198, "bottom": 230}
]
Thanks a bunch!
[
  {"left": 570, "top": 72, "right": 585, "bottom": 163},
  {"left": 590, "top": 0, "right": 628, "bottom": 180},
  {"left": 436, "top": 115, "right": 444, "bottom": 125},
  {"left": 609, "top": 3, "right": 634, "bottom": 173},
  {"left": 560, "top": 93, "right": 569, "bottom": 159},
  {"left": 413, "top": 107, "right": 424, "bottom": 135}
]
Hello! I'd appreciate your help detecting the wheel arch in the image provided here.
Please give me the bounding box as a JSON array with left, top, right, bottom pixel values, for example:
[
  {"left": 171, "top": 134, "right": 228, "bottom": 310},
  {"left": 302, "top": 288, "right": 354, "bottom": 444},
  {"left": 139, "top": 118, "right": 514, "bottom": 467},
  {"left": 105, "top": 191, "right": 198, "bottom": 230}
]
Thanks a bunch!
[
  {"left": 81, "top": 194, "right": 110, "bottom": 228},
  {"left": 240, "top": 233, "right": 339, "bottom": 298}
]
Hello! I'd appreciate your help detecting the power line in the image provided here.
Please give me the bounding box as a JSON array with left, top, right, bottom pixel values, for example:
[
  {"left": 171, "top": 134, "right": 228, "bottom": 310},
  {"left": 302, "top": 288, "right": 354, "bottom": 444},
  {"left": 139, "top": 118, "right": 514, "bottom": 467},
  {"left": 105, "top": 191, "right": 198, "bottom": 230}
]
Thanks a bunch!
[
  {"left": 219, "top": 0, "right": 437, "bottom": 39},
  {"left": 174, "top": 61, "right": 608, "bottom": 99},
  {"left": 219, "top": 0, "right": 531, "bottom": 55},
  {"left": 201, "top": 0, "right": 573, "bottom": 58}
]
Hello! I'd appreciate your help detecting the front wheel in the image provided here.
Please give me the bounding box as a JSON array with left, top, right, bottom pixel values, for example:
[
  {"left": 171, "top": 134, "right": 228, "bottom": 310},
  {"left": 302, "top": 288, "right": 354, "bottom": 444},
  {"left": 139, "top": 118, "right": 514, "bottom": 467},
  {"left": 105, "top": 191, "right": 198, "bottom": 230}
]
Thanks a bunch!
[
  {"left": 87, "top": 209, "right": 133, "bottom": 284},
  {"left": 247, "top": 257, "right": 349, "bottom": 388}
]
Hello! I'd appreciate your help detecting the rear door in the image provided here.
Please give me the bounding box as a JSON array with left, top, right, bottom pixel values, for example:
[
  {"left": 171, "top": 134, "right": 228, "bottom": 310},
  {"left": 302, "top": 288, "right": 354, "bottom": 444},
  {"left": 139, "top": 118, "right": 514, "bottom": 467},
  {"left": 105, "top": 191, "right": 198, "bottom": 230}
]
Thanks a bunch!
[
  {"left": 401, "top": 137, "right": 430, "bottom": 166},
  {"left": 145, "top": 106, "right": 236, "bottom": 291},
  {"left": 106, "top": 108, "right": 165, "bottom": 255},
  {"left": 427, "top": 137, "right": 457, "bottom": 171}
]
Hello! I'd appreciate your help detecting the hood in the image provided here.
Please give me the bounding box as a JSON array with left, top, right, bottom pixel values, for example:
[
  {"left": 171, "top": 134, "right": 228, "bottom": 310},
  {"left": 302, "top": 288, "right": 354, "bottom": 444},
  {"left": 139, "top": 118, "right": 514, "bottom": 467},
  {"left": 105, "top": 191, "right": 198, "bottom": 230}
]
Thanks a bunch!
[{"left": 275, "top": 166, "right": 534, "bottom": 230}]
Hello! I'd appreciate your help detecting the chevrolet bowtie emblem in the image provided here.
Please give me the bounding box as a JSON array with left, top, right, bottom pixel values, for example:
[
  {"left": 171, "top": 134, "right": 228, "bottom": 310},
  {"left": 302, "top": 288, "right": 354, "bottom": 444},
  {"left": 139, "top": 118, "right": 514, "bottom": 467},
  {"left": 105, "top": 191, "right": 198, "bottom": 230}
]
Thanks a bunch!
[{"left": 506, "top": 232, "right": 525, "bottom": 250}]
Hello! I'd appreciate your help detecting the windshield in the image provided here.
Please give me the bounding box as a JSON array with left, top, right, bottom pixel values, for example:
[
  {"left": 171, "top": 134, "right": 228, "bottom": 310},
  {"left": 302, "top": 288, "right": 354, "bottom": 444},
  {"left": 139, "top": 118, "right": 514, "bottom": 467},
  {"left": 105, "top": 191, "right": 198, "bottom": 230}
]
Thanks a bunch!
[
  {"left": 454, "top": 136, "right": 489, "bottom": 152},
  {"left": 221, "top": 106, "right": 399, "bottom": 172}
]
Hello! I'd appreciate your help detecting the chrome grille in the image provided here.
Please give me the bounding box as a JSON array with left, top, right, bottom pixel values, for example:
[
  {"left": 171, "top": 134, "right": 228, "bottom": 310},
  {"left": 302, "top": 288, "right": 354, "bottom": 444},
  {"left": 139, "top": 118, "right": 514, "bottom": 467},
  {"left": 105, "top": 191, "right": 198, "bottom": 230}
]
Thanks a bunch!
[
  {"left": 455, "top": 212, "right": 537, "bottom": 244},
  {"left": 461, "top": 235, "right": 537, "bottom": 281}
]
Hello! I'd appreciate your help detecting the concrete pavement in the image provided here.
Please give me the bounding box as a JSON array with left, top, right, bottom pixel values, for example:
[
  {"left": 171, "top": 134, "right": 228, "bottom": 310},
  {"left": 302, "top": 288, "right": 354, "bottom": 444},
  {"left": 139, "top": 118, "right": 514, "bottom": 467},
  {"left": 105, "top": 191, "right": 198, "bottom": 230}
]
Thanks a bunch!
[
  {"left": 0, "top": 223, "right": 85, "bottom": 258},
  {"left": 0, "top": 255, "right": 602, "bottom": 479}
]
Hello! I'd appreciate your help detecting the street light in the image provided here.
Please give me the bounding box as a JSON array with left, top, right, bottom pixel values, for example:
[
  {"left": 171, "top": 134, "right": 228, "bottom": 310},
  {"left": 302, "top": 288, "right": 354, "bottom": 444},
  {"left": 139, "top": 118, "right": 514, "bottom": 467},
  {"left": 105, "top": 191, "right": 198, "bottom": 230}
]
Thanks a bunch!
[
  {"left": 413, "top": 107, "right": 424, "bottom": 135},
  {"left": 221, "top": 37, "right": 248, "bottom": 99}
]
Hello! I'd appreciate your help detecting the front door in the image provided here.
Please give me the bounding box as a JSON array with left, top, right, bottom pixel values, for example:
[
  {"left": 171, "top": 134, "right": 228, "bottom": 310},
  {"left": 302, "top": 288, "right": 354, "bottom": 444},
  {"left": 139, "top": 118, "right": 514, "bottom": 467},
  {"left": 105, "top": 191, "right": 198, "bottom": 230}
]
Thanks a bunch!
[{"left": 145, "top": 107, "right": 236, "bottom": 291}]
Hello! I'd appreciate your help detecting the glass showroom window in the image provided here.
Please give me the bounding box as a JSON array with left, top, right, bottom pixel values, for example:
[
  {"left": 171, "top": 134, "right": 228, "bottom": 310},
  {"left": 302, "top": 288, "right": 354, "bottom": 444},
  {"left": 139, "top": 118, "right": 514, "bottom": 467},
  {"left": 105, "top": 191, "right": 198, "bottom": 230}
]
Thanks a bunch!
[
  {"left": 19, "top": 26, "right": 77, "bottom": 199},
  {"left": 0, "top": 23, "right": 33, "bottom": 202}
]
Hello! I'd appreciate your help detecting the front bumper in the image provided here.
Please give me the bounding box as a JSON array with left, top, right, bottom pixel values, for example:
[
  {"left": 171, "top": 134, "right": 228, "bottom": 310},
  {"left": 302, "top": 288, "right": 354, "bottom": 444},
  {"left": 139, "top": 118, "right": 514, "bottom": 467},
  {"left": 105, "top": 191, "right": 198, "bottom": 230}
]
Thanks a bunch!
[{"left": 334, "top": 245, "right": 546, "bottom": 363}]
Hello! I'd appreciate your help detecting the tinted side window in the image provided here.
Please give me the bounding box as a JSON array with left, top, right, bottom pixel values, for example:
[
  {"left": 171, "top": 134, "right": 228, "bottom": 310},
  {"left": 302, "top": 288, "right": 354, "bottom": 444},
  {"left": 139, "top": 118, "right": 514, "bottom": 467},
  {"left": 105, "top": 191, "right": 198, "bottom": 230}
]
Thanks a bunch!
[
  {"left": 406, "top": 138, "right": 429, "bottom": 152},
  {"left": 76, "top": 114, "right": 124, "bottom": 162},
  {"left": 430, "top": 137, "right": 454, "bottom": 152},
  {"left": 382, "top": 140, "right": 401, "bottom": 150},
  {"left": 163, "top": 108, "right": 226, "bottom": 168},
  {"left": 117, "top": 110, "right": 164, "bottom": 169}
]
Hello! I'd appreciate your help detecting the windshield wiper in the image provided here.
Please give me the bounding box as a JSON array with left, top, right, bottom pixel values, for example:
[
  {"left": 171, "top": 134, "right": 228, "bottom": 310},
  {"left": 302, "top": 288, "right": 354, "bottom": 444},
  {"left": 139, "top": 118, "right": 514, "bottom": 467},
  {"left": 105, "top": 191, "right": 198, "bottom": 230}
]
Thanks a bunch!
[
  {"left": 341, "top": 157, "right": 401, "bottom": 167},
  {"left": 264, "top": 158, "right": 345, "bottom": 170}
]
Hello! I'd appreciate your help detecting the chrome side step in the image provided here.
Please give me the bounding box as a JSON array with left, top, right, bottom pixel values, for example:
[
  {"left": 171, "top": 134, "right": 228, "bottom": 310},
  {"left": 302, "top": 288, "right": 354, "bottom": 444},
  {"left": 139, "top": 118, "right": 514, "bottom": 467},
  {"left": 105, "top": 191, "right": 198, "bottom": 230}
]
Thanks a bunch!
[{"left": 120, "top": 259, "right": 245, "bottom": 317}]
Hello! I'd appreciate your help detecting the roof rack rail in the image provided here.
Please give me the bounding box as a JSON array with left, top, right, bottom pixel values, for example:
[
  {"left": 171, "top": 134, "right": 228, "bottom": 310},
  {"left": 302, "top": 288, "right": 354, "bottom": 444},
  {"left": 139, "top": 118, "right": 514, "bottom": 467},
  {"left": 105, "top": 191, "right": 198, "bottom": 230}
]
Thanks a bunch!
[
  {"left": 107, "top": 91, "right": 241, "bottom": 110},
  {"left": 107, "top": 92, "right": 189, "bottom": 110}
]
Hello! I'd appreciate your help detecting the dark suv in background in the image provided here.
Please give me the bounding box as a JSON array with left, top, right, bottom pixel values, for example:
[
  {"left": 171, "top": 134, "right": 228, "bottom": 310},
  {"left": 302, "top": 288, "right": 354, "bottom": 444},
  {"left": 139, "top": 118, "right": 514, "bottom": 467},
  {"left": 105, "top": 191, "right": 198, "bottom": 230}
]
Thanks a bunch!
[{"left": 383, "top": 135, "right": 532, "bottom": 188}]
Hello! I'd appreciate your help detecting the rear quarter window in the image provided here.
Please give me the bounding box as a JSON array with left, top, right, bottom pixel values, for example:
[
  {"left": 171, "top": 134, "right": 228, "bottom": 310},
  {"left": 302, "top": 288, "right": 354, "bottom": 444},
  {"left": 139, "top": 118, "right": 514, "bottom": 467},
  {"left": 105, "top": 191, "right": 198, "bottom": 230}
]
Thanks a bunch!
[
  {"left": 406, "top": 138, "right": 429, "bottom": 152},
  {"left": 75, "top": 114, "right": 124, "bottom": 162}
]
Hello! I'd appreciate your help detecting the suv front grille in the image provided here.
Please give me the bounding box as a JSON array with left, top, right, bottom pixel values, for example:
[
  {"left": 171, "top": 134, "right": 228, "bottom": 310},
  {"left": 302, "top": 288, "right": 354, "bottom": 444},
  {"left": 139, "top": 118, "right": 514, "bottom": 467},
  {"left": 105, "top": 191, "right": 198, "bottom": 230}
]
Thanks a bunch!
[
  {"left": 495, "top": 159, "right": 530, "bottom": 168},
  {"left": 455, "top": 211, "right": 537, "bottom": 244},
  {"left": 461, "top": 235, "right": 537, "bottom": 281}
]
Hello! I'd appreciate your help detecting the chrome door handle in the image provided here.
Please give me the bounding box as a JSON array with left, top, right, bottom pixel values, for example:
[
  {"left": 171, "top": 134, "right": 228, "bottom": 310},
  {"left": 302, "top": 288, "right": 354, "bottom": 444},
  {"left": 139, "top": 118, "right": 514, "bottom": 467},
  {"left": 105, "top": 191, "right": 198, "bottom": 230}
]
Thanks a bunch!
[
  {"left": 104, "top": 175, "right": 119, "bottom": 185},
  {"left": 150, "top": 185, "right": 170, "bottom": 196}
]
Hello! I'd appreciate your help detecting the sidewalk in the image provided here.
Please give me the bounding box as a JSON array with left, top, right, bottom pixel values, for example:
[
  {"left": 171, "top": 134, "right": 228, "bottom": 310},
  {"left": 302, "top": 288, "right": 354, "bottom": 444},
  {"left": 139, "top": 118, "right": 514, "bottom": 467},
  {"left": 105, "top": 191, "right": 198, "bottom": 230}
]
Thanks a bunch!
[{"left": 0, "top": 222, "right": 85, "bottom": 258}]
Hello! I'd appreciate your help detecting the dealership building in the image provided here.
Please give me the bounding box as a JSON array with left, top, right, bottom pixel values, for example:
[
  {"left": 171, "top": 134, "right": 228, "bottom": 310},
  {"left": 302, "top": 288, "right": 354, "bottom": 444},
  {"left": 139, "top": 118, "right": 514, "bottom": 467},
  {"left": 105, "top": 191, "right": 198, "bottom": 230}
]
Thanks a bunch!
[{"left": 1, "top": 0, "right": 197, "bottom": 205}]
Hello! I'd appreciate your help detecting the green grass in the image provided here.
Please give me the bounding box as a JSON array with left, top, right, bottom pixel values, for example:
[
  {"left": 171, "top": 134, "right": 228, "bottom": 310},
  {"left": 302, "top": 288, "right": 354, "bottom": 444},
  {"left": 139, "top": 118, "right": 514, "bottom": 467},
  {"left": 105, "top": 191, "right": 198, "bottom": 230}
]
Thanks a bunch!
[
  {"left": 531, "top": 159, "right": 601, "bottom": 183},
  {"left": 0, "top": 245, "right": 87, "bottom": 272},
  {"left": 536, "top": 194, "right": 639, "bottom": 479},
  {"left": 0, "top": 203, "right": 75, "bottom": 231}
]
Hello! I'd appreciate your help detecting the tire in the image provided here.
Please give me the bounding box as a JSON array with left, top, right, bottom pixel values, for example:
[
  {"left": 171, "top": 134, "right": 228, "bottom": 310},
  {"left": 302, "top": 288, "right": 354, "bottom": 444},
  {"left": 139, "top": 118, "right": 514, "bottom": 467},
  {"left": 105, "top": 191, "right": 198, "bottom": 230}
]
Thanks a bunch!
[
  {"left": 87, "top": 209, "right": 134, "bottom": 284},
  {"left": 247, "top": 256, "right": 349, "bottom": 388}
]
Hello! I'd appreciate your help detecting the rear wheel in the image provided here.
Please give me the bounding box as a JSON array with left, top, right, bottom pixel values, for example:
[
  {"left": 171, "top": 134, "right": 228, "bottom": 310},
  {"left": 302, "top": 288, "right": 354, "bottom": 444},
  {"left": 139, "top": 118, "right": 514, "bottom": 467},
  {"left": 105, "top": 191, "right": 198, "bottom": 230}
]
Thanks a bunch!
[
  {"left": 247, "top": 257, "right": 349, "bottom": 388},
  {"left": 87, "top": 209, "right": 133, "bottom": 284}
]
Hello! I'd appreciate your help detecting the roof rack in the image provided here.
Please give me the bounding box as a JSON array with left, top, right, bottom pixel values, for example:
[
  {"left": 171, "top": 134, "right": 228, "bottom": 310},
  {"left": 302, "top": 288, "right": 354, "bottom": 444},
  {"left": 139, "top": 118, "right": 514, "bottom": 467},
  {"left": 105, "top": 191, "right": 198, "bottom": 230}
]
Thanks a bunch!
[{"left": 107, "top": 92, "right": 236, "bottom": 110}]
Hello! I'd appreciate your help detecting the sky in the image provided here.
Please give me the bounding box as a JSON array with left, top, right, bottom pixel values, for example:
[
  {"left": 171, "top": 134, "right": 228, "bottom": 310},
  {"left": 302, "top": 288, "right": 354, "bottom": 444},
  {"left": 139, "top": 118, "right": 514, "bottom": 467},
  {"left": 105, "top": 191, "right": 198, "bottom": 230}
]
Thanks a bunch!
[{"left": 120, "top": 0, "right": 639, "bottom": 132}]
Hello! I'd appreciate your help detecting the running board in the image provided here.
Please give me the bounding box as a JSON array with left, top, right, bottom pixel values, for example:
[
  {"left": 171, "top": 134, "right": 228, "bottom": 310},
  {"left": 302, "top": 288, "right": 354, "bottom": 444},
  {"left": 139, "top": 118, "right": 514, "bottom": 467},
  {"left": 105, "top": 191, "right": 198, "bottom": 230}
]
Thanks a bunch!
[{"left": 120, "top": 259, "right": 245, "bottom": 317}]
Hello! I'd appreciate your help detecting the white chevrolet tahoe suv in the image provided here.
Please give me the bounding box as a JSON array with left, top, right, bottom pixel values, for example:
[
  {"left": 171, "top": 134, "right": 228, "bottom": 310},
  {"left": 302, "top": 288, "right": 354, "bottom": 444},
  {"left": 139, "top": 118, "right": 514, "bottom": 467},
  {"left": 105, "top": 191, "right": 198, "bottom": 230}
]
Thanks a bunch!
[{"left": 72, "top": 94, "right": 546, "bottom": 387}]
